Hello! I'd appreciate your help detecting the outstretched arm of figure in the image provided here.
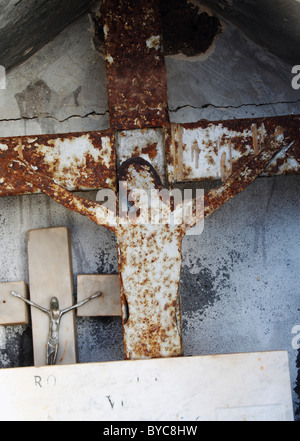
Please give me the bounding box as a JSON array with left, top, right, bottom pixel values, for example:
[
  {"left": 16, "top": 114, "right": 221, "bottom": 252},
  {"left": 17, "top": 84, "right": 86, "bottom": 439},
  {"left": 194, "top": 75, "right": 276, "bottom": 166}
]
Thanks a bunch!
[
  {"left": 180, "top": 128, "right": 294, "bottom": 231},
  {"left": 11, "top": 291, "right": 50, "bottom": 314},
  {"left": 60, "top": 291, "right": 102, "bottom": 317},
  {"left": 7, "top": 158, "right": 117, "bottom": 232}
]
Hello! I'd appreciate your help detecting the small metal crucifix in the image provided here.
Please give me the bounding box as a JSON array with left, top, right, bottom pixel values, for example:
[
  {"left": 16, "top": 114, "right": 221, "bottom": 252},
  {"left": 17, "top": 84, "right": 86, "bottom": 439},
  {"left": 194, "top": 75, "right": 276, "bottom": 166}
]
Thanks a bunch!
[{"left": 11, "top": 290, "right": 101, "bottom": 365}]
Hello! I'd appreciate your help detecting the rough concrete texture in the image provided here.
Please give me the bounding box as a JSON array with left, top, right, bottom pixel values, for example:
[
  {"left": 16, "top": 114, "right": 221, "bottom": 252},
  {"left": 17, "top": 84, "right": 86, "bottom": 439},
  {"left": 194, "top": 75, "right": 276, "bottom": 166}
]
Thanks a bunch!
[
  {"left": 0, "top": 0, "right": 92, "bottom": 71},
  {"left": 0, "top": 8, "right": 299, "bottom": 419},
  {"left": 0, "top": 14, "right": 110, "bottom": 137},
  {"left": 166, "top": 19, "right": 300, "bottom": 122},
  {"left": 199, "top": 0, "right": 300, "bottom": 66}
]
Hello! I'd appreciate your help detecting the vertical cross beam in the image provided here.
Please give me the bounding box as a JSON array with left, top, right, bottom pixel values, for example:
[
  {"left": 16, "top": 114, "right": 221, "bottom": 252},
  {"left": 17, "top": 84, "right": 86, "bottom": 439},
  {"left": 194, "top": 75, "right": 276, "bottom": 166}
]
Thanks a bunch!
[
  {"left": 101, "top": 0, "right": 183, "bottom": 360},
  {"left": 102, "top": 0, "right": 169, "bottom": 130}
]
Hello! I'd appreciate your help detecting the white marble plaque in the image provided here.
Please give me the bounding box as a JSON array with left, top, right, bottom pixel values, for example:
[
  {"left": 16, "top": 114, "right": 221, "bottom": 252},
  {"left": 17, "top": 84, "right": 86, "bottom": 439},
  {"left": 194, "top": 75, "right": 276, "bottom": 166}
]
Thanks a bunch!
[
  {"left": 77, "top": 274, "right": 121, "bottom": 316},
  {"left": 27, "top": 227, "right": 76, "bottom": 366},
  {"left": 0, "top": 282, "right": 28, "bottom": 326},
  {"left": 0, "top": 351, "right": 294, "bottom": 421}
]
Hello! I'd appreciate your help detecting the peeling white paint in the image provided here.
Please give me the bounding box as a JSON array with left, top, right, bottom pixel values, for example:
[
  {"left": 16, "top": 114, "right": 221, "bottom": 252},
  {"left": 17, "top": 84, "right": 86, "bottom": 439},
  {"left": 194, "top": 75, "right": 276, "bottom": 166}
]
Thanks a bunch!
[
  {"left": 146, "top": 35, "right": 161, "bottom": 51},
  {"left": 179, "top": 124, "right": 255, "bottom": 180},
  {"left": 30, "top": 134, "right": 113, "bottom": 190},
  {"left": 106, "top": 54, "right": 114, "bottom": 65},
  {"left": 103, "top": 23, "right": 109, "bottom": 39},
  {"left": 100, "top": 136, "right": 113, "bottom": 168}
]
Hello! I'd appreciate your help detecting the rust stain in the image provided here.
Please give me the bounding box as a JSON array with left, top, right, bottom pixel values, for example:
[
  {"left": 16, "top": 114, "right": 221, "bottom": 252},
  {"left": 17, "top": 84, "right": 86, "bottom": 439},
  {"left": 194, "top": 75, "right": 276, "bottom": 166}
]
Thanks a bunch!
[
  {"left": 117, "top": 222, "right": 184, "bottom": 360},
  {"left": 202, "top": 127, "right": 291, "bottom": 222},
  {"left": 0, "top": 130, "right": 117, "bottom": 196},
  {"left": 220, "top": 152, "right": 227, "bottom": 182},
  {"left": 167, "top": 115, "right": 300, "bottom": 183},
  {"left": 118, "top": 157, "right": 164, "bottom": 192},
  {"left": 59, "top": 339, "right": 68, "bottom": 363},
  {"left": 191, "top": 140, "right": 201, "bottom": 169},
  {"left": 102, "top": 0, "right": 169, "bottom": 130},
  {"left": 141, "top": 143, "right": 158, "bottom": 161},
  {"left": 252, "top": 123, "right": 259, "bottom": 155},
  {"left": 220, "top": 140, "right": 233, "bottom": 182},
  {"left": 171, "top": 123, "right": 183, "bottom": 181},
  {"left": 178, "top": 126, "right": 293, "bottom": 229}
]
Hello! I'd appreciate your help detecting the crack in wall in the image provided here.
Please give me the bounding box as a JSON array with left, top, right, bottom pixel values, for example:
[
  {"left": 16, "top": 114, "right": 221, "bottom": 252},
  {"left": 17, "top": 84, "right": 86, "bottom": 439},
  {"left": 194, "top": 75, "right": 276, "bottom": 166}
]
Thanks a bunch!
[
  {"left": 0, "top": 110, "right": 109, "bottom": 124},
  {"left": 1, "top": 101, "right": 298, "bottom": 123},
  {"left": 169, "top": 99, "right": 300, "bottom": 113}
]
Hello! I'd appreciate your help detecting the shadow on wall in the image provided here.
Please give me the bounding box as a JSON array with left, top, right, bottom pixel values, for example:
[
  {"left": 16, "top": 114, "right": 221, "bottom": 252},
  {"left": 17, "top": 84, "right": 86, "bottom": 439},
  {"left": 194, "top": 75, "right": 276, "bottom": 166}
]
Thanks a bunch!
[{"left": 199, "top": 0, "right": 300, "bottom": 65}]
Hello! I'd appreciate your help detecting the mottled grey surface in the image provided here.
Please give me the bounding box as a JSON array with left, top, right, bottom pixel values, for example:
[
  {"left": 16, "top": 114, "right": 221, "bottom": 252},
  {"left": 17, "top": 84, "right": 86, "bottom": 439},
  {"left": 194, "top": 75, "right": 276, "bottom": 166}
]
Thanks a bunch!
[
  {"left": 166, "top": 19, "right": 300, "bottom": 122},
  {"left": 0, "top": 14, "right": 110, "bottom": 137},
  {"left": 200, "top": 0, "right": 300, "bottom": 66},
  {"left": 0, "top": 0, "right": 92, "bottom": 71}
]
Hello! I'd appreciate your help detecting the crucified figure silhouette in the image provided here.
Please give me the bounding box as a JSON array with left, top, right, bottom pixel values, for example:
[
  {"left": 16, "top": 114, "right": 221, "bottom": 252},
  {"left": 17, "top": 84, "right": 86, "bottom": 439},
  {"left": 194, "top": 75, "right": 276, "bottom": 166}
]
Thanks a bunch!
[
  {"left": 11, "top": 290, "right": 101, "bottom": 365},
  {"left": 6, "top": 127, "right": 292, "bottom": 359}
]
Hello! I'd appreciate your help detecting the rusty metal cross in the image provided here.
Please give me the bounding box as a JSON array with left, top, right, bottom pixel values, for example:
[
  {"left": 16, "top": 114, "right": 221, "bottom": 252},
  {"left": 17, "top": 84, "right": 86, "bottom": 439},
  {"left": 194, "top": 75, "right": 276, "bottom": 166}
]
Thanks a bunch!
[{"left": 0, "top": 0, "right": 299, "bottom": 360}]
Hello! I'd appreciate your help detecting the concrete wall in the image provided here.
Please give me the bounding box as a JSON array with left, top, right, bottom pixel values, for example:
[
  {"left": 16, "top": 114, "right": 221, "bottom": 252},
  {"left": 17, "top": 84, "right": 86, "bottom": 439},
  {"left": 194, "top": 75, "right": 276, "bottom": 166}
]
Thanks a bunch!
[
  {"left": 0, "top": 10, "right": 299, "bottom": 419},
  {"left": 200, "top": 0, "right": 300, "bottom": 66},
  {"left": 0, "top": 0, "right": 92, "bottom": 71}
]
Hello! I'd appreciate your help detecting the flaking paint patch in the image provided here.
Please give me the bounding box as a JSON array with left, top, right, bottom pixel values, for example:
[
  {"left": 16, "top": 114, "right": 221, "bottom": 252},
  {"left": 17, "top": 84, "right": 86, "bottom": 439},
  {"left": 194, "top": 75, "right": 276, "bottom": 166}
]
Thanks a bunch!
[
  {"left": 146, "top": 35, "right": 161, "bottom": 51},
  {"left": 0, "top": 129, "right": 117, "bottom": 196},
  {"left": 106, "top": 54, "right": 114, "bottom": 65},
  {"left": 167, "top": 116, "right": 300, "bottom": 184},
  {"left": 38, "top": 135, "right": 103, "bottom": 171}
]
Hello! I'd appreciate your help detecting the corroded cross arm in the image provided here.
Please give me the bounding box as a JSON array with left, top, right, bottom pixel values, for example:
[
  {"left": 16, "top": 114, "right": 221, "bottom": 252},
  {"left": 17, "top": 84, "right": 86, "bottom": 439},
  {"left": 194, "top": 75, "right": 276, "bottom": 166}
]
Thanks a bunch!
[
  {"left": 183, "top": 129, "right": 293, "bottom": 231},
  {"left": 7, "top": 158, "right": 117, "bottom": 232}
]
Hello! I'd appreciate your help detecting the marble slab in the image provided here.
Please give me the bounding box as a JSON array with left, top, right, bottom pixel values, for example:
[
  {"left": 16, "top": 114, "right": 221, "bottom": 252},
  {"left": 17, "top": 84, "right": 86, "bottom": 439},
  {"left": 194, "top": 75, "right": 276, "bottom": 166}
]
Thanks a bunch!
[
  {"left": 0, "top": 351, "right": 294, "bottom": 421},
  {"left": 77, "top": 274, "right": 121, "bottom": 316},
  {"left": 0, "top": 282, "right": 28, "bottom": 326},
  {"left": 27, "top": 227, "right": 76, "bottom": 366}
]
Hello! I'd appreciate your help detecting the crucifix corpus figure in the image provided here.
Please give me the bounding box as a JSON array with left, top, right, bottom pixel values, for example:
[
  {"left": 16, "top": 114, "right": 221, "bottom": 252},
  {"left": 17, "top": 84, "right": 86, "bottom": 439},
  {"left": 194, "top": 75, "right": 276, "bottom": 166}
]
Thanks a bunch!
[
  {"left": 6, "top": 127, "right": 292, "bottom": 360},
  {"left": 10, "top": 290, "right": 102, "bottom": 365}
]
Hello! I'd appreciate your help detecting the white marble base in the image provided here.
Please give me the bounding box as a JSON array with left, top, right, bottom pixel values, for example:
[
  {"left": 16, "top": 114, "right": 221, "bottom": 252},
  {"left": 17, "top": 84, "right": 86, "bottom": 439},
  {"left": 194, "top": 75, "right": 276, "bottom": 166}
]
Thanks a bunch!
[{"left": 0, "top": 351, "right": 294, "bottom": 421}]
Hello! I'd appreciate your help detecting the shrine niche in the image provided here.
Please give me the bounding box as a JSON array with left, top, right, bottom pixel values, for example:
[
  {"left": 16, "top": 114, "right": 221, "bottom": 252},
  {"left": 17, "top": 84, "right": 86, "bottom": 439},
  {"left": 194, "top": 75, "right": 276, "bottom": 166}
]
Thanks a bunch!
[
  {"left": 0, "top": 0, "right": 298, "bottom": 360},
  {"left": 0, "top": 0, "right": 299, "bottom": 422}
]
